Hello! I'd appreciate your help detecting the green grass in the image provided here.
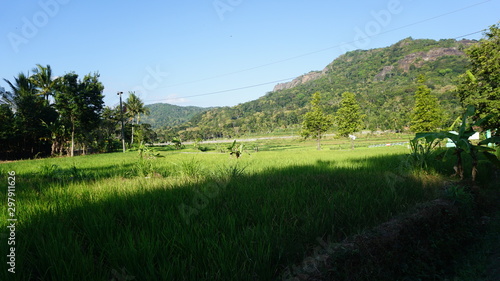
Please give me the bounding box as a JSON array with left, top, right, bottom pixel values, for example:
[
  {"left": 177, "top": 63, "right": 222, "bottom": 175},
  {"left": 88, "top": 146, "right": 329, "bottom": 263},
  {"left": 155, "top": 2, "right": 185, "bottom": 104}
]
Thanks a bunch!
[{"left": 0, "top": 143, "right": 446, "bottom": 280}]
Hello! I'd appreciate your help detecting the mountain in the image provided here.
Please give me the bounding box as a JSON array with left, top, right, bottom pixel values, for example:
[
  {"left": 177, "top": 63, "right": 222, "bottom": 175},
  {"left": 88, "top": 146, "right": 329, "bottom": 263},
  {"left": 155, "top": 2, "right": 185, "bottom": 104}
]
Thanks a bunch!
[
  {"left": 141, "top": 103, "right": 209, "bottom": 129},
  {"left": 156, "top": 37, "right": 477, "bottom": 141}
]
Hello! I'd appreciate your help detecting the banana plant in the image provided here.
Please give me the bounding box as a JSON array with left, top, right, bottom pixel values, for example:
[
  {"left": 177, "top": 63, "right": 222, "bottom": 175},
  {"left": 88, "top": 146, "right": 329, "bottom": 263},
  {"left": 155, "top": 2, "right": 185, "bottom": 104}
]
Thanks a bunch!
[
  {"left": 414, "top": 106, "right": 499, "bottom": 182},
  {"left": 227, "top": 140, "right": 244, "bottom": 158}
]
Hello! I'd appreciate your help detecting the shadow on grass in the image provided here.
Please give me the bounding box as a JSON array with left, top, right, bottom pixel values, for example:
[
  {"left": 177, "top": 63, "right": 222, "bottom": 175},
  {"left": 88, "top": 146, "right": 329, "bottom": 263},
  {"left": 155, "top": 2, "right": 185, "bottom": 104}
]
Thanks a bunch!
[
  {"left": 18, "top": 162, "right": 137, "bottom": 191},
  {"left": 2, "top": 153, "right": 456, "bottom": 281}
]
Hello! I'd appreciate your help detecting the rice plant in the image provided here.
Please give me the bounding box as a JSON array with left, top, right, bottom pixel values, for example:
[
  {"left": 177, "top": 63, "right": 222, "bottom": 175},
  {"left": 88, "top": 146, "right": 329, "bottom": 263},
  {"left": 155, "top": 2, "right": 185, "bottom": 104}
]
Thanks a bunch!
[{"left": 0, "top": 145, "right": 445, "bottom": 280}]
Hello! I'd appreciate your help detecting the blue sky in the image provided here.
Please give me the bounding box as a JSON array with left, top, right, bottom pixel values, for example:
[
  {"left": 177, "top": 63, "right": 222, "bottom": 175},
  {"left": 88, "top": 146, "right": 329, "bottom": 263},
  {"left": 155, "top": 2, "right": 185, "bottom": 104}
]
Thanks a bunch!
[{"left": 1, "top": 0, "right": 499, "bottom": 108}]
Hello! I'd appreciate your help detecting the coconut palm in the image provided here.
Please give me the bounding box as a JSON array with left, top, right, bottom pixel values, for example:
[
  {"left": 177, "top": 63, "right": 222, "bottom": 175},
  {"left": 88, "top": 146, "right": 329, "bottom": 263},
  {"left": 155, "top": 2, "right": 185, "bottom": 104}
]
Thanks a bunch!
[
  {"left": 3, "top": 72, "right": 38, "bottom": 111},
  {"left": 3, "top": 72, "right": 56, "bottom": 156},
  {"left": 30, "top": 64, "right": 59, "bottom": 102},
  {"left": 125, "top": 91, "right": 150, "bottom": 145}
]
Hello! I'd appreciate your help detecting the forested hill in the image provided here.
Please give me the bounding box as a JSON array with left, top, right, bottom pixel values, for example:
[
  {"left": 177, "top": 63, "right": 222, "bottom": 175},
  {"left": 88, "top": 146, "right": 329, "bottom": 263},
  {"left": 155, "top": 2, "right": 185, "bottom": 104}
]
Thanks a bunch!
[
  {"left": 158, "top": 37, "right": 477, "bottom": 141},
  {"left": 142, "top": 103, "right": 209, "bottom": 129}
]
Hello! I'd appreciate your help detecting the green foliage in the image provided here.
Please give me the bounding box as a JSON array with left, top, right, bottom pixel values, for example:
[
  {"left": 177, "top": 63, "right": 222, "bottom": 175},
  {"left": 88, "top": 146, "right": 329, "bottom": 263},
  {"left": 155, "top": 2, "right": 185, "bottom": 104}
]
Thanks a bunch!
[
  {"left": 54, "top": 72, "right": 105, "bottom": 157},
  {"left": 1, "top": 71, "right": 56, "bottom": 158},
  {"left": 171, "top": 138, "right": 183, "bottom": 150},
  {"left": 30, "top": 64, "right": 58, "bottom": 101},
  {"left": 414, "top": 106, "right": 499, "bottom": 181},
  {"left": 142, "top": 103, "right": 209, "bottom": 129},
  {"left": 408, "top": 137, "right": 440, "bottom": 171},
  {"left": 137, "top": 143, "right": 162, "bottom": 159},
  {"left": 300, "top": 92, "right": 333, "bottom": 150},
  {"left": 410, "top": 77, "right": 442, "bottom": 132},
  {"left": 125, "top": 92, "right": 150, "bottom": 146},
  {"left": 442, "top": 185, "right": 474, "bottom": 208},
  {"left": 0, "top": 104, "right": 15, "bottom": 142},
  {"left": 38, "top": 163, "right": 62, "bottom": 180},
  {"left": 1, "top": 65, "right": 115, "bottom": 159},
  {"left": 179, "top": 158, "right": 205, "bottom": 178},
  {"left": 335, "top": 91, "right": 364, "bottom": 137},
  {"left": 227, "top": 140, "right": 245, "bottom": 158},
  {"left": 457, "top": 24, "right": 500, "bottom": 131}
]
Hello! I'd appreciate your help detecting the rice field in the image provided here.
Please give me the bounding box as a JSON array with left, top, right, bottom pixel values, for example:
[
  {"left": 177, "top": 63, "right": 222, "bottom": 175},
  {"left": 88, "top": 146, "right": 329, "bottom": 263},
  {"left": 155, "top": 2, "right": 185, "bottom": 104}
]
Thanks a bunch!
[{"left": 0, "top": 142, "right": 445, "bottom": 280}]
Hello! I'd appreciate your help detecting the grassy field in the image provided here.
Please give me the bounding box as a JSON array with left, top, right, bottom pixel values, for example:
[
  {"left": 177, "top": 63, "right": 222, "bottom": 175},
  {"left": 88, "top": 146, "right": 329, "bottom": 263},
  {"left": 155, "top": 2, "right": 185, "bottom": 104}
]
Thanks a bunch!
[{"left": 0, "top": 138, "right": 455, "bottom": 280}]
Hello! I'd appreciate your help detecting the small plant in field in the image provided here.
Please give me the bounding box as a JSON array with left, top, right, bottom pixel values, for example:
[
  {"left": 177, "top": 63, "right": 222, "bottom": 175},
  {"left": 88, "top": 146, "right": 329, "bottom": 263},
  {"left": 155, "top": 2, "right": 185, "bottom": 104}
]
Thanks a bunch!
[
  {"left": 407, "top": 137, "right": 440, "bottom": 170},
  {"left": 197, "top": 146, "right": 209, "bottom": 152},
  {"left": 124, "top": 143, "right": 163, "bottom": 178},
  {"left": 39, "top": 163, "right": 61, "bottom": 179},
  {"left": 69, "top": 164, "right": 85, "bottom": 180},
  {"left": 172, "top": 138, "right": 183, "bottom": 150},
  {"left": 215, "top": 163, "right": 246, "bottom": 182},
  {"left": 134, "top": 159, "right": 155, "bottom": 177},
  {"left": 215, "top": 143, "right": 226, "bottom": 153},
  {"left": 227, "top": 140, "right": 244, "bottom": 158},
  {"left": 442, "top": 185, "right": 474, "bottom": 207},
  {"left": 193, "top": 138, "right": 202, "bottom": 149},
  {"left": 178, "top": 158, "right": 205, "bottom": 179},
  {"left": 137, "top": 142, "right": 162, "bottom": 159},
  {"left": 250, "top": 143, "right": 259, "bottom": 152}
]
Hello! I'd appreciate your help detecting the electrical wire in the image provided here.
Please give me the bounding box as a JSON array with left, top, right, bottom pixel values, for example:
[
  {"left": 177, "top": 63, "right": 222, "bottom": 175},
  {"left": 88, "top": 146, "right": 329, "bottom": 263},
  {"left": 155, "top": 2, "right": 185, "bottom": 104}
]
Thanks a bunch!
[
  {"left": 146, "top": 0, "right": 492, "bottom": 102},
  {"left": 145, "top": 27, "right": 487, "bottom": 103},
  {"left": 144, "top": 76, "right": 297, "bottom": 102}
]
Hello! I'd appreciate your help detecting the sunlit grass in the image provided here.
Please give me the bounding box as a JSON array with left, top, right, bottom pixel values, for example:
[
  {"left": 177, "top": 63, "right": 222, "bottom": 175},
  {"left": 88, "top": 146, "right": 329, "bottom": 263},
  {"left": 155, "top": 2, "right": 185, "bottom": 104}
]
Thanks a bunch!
[{"left": 0, "top": 144, "right": 444, "bottom": 280}]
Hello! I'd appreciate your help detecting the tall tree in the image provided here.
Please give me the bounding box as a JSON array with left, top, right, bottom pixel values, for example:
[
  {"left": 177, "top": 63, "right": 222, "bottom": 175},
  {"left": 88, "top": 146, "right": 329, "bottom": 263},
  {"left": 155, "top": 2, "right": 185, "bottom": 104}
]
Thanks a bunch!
[
  {"left": 410, "top": 76, "right": 442, "bottom": 133},
  {"left": 3, "top": 72, "right": 56, "bottom": 158},
  {"left": 456, "top": 24, "right": 500, "bottom": 132},
  {"left": 335, "top": 92, "right": 364, "bottom": 149},
  {"left": 30, "top": 64, "right": 58, "bottom": 102},
  {"left": 78, "top": 72, "right": 105, "bottom": 154},
  {"left": 300, "top": 92, "right": 333, "bottom": 150},
  {"left": 54, "top": 72, "right": 104, "bottom": 156},
  {"left": 54, "top": 73, "right": 80, "bottom": 157},
  {"left": 125, "top": 91, "right": 149, "bottom": 145}
]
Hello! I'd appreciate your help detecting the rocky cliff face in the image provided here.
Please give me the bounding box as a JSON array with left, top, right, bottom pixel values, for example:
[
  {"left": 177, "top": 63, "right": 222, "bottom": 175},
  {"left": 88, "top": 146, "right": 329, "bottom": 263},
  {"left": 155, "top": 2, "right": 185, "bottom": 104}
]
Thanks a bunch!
[
  {"left": 374, "top": 47, "right": 466, "bottom": 81},
  {"left": 273, "top": 71, "right": 324, "bottom": 91},
  {"left": 397, "top": 47, "right": 465, "bottom": 72},
  {"left": 274, "top": 38, "right": 476, "bottom": 88}
]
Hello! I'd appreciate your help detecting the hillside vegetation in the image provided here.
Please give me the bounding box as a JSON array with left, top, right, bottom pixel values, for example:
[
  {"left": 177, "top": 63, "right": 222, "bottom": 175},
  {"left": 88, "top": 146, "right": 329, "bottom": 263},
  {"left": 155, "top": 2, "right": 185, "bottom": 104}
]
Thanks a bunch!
[
  {"left": 155, "top": 38, "right": 475, "bottom": 141},
  {"left": 142, "top": 103, "right": 209, "bottom": 129}
]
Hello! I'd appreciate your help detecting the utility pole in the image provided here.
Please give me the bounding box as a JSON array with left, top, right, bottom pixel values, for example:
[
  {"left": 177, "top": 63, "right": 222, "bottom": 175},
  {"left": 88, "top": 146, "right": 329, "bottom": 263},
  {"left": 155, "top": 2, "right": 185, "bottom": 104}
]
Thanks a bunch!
[{"left": 117, "top": 91, "right": 126, "bottom": 153}]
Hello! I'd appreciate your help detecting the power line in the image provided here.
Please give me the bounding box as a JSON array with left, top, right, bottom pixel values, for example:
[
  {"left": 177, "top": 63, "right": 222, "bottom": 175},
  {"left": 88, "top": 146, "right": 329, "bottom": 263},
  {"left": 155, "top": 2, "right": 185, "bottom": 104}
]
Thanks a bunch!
[
  {"left": 153, "top": 0, "right": 491, "bottom": 91},
  {"left": 452, "top": 29, "right": 487, "bottom": 40},
  {"left": 146, "top": 27, "right": 486, "bottom": 103},
  {"left": 146, "top": 1, "right": 491, "bottom": 103},
  {"left": 145, "top": 77, "right": 296, "bottom": 102}
]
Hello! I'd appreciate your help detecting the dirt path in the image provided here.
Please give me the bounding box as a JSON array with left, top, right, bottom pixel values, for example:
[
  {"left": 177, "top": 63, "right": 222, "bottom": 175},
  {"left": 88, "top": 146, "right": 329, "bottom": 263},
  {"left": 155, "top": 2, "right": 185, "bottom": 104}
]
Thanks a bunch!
[{"left": 151, "top": 134, "right": 305, "bottom": 146}]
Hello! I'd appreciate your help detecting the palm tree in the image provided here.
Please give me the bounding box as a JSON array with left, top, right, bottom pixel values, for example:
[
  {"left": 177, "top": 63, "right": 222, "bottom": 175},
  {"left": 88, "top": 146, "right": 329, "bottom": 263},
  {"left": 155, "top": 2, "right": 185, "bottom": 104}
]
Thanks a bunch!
[
  {"left": 3, "top": 72, "right": 53, "bottom": 156},
  {"left": 125, "top": 92, "right": 150, "bottom": 145},
  {"left": 3, "top": 72, "right": 38, "bottom": 111},
  {"left": 30, "top": 64, "right": 59, "bottom": 102}
]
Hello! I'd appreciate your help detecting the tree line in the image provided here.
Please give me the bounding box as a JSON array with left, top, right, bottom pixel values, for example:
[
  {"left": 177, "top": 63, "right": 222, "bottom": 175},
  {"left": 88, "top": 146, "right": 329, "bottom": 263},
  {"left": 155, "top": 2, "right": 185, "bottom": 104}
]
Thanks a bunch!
[{"left": 0, "top": 65, "right": 152, "bottom": 160}]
